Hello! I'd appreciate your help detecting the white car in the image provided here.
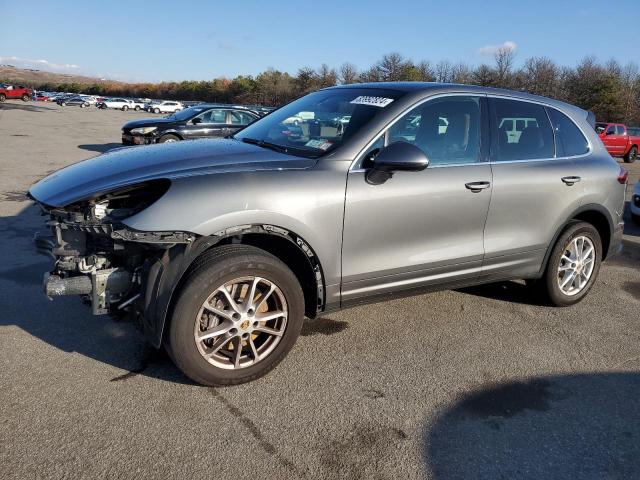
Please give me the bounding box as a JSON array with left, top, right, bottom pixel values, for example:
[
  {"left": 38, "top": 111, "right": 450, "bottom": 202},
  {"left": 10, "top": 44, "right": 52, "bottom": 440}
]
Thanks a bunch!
[
  {"left": 99, "top": 98, "right": 134, "bottom": 111},
  {"left": 129, "top": 99, "right": 147, "bottom": 111},
  {"left": 150, "top": 101, "right": 183, "bottom": 114},
  {"left": 631, "top": 180, "right": 640, "bottom": 225}
]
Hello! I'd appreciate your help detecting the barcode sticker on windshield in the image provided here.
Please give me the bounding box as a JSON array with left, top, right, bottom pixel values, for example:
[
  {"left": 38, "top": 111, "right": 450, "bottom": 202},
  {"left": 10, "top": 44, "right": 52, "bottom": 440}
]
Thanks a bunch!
[
  {"left": 305, "top": 139, "right": 333, "bottom": 150},
  {"left": 350, "top": 96, "right": 394, "bottom": 107}
]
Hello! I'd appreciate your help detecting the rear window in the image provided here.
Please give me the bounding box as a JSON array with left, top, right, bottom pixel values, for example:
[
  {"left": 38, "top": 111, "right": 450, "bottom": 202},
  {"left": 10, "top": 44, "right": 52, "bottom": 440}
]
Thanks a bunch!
[
  {"left": 547, "top": 108, "right": 589, "bottom": 157},
  {"left": 492, "top": 98, "right": 554, "bottom": 161}
]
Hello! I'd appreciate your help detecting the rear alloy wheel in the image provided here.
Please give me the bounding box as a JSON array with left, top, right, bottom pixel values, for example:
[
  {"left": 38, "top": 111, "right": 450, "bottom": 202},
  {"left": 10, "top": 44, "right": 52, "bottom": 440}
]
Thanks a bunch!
[
  {"left": 154, "top": 107, "right": 160, "bottom": 114},
  {"left": 624, "top": 146, "right": 637, "bottom": 163},
  {"left": 168, "top": 245, "right": 304, "bottom": 386},
  {"left": 122, "top": 105, "right": 129, "bottom": 111},
  {"left": 22, "top": 93, "right": 30, "bottom": 102},
  {"left": 134, "top": 105, "right": 141, "bottom": 111},
  {"left": 531, "top": 221, "right": 602, "bottom": 306}
]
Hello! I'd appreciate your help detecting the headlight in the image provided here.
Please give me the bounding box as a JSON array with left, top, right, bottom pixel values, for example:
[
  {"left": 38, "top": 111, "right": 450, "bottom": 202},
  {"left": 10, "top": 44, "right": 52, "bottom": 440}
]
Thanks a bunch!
[{"left": 130, "top": 126, "right": 158, "bottom": 135}]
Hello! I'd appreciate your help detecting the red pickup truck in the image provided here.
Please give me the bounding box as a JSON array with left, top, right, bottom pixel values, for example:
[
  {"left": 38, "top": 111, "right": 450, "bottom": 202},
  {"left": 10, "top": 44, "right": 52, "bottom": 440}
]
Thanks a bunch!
[
  {"left": 595, "top": 122, "right": 639, "bottom": 163},
  {"left": 0, "top": 84, "right": 33, "bottom": 102}
]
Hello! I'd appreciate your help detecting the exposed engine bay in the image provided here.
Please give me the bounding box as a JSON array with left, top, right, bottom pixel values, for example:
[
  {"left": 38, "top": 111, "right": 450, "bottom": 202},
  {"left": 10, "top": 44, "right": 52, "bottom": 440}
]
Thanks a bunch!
[{"left": 33, "top": 180, "right": 194, "bottom": 316}]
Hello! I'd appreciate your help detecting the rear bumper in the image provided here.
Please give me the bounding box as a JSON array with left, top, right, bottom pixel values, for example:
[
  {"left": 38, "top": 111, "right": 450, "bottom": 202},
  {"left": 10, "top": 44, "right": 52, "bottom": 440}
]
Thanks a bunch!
[{"left": 607, "top": 221, "right": 624, "bottom": 258}]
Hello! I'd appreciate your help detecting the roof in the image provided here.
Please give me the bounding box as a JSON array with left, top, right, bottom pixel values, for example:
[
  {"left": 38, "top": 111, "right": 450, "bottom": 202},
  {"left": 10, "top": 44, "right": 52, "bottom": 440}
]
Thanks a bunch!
[{"left": 327, "top": 82, "right": 586, "bottom": 115}]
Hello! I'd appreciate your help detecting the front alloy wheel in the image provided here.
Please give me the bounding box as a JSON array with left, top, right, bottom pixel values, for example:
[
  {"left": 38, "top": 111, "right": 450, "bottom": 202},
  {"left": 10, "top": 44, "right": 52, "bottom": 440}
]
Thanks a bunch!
[
  {"left": 194, "top": 276, "right": 287, "bottom": 369},
  {"left": 168, "top": 245, "right": 304, "bottom": 386}
]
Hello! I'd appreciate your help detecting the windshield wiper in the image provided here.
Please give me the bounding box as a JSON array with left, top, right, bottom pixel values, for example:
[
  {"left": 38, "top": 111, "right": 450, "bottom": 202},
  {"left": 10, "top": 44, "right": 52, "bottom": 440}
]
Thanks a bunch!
[{"left": 240, "top": 137, "right": 290, "bottom": 154}]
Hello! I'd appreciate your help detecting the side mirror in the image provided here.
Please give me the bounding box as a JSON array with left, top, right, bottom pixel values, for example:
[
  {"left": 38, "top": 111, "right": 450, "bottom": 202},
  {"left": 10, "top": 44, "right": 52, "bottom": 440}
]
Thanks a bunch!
[
  {"left": 365, "top": 141, "right": 429, "bottom": 185},
  {"left": 192, "top": 117, "right": 202, "bottom": 125}
]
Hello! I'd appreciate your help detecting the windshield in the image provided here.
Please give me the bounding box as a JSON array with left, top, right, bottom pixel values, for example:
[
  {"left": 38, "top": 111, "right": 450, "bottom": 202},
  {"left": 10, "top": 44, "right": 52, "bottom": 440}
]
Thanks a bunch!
[
  {"left": 167, "top": 106, "right": 210, "bottom": 121},
  {"left": 234, "top": 88, "right": 405, "bottom": 158},
  {"left": 595, "top": 123, "right": 607, "bottom": 134}
]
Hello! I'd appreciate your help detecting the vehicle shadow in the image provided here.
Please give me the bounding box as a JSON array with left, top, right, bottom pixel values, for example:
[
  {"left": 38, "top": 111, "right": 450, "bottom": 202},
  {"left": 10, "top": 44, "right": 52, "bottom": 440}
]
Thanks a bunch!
[
  {"left": 424, "top": 372, "right": 640, "bottom": 479},
  {"left": 0, "top": 201, "right": 193, "bottom": 385},
  {"left": 78, "top": 143, "right": 125, "bottom": 154},
  {"left": 0, "top": 101, "right": 56, "bottom": 112},
  {"left": 457, "top": 281, "right": 544, "bottom": 306}
]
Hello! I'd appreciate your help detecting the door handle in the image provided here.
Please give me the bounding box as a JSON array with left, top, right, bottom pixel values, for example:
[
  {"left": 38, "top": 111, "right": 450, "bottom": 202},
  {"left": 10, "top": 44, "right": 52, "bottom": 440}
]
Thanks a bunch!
[
  {"left": 561, "top": 176, "right": 581, "bottom": 186},
  {"left": 465, "top": 181, "right": 491, "bottom": 192}
]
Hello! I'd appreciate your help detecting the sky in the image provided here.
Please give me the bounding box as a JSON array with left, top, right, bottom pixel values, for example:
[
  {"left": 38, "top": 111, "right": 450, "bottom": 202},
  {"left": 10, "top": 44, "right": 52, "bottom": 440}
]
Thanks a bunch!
[{"left": 1, "top": 0, "right": 638, "bottom": 83}]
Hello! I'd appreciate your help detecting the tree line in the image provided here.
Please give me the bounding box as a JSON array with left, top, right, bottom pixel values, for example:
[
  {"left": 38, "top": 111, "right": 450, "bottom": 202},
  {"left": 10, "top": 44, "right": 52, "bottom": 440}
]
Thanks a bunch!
[{"left": 34, "top": 50, "right": 640, "bottom": 125}]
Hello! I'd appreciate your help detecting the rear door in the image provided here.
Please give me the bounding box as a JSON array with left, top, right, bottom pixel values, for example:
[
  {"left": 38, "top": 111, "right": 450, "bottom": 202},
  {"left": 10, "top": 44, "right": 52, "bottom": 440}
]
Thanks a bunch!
[
  {"left": 225, "top": 110, "right": 258, "bottom": 136},
  {"left": 482, "top": 97, "right": 586, "bottom": 278}
]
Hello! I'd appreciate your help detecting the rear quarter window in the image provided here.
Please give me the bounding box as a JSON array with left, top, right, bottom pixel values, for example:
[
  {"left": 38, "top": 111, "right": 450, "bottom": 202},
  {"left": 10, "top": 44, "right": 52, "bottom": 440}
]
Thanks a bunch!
[{"left": 546, "top": 108, "right": 590, "bottom": 157}]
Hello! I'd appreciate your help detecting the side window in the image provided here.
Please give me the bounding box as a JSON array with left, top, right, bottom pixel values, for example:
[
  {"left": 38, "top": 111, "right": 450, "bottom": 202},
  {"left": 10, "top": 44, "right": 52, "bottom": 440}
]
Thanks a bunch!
[
  {"left": 547, "top": 108, "right": 589, "bottom": 157},
  {"left": 492, "top": 98, "right": 554, "bottom": 161},
  {"left": 207, "top": 109, "right": 226, "bottom": 123},
  {"left": 387, "top": 96, "right": 481, "bottom": 166},
  {"left": 606, "top": 125, "right": 616, "bottom": 135},
  {"left": 230, "top": 111, "right": 256, "bottom": 125},
  {"left": 616, "top": 125, "right": 626, "bottom": 135}
]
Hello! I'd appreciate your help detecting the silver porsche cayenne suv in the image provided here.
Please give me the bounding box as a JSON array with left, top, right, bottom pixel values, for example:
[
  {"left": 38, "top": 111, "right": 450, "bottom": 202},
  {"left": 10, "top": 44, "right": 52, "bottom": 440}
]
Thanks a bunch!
[{"left": 29, "top": 83, "right": 627, "bottom": 386}]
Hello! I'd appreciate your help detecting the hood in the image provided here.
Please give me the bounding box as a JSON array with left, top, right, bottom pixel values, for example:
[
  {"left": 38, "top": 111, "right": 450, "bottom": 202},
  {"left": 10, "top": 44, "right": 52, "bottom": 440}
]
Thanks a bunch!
[
  {"left": 29, "top": 139, "right": 315, "bottom": 207},
  {"left": 122, "top": 117, "right": 178, "bottom": 130}
]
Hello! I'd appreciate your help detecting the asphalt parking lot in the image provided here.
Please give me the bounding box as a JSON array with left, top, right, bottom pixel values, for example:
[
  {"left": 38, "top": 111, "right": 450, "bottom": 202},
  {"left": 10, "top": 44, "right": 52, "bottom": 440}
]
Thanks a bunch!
[{"left": 1, "top": 100, "right": 639, "bottom": 479}]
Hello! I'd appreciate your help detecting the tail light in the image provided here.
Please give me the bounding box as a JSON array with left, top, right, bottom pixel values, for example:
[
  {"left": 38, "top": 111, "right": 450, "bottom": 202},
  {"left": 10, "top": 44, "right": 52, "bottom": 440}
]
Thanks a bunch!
[{"left": 618, "top": 167, "right": 628, "bottom": 185}]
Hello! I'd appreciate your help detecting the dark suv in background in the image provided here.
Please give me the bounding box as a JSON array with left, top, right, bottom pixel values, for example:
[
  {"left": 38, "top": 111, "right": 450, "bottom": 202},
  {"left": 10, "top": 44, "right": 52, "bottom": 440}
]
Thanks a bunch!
[{"left": 122, "top": 104, "right": 261, "bottom": 144}]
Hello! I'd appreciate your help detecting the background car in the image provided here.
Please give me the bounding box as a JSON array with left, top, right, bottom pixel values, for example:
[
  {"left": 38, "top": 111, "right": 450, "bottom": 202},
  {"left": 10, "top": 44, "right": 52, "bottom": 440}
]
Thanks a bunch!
[
  {"left": 595, "top": 122, "right": 639, "bottom": 163},
  {"left": 0, "top": 84, "right": 33, "bottom": 102},
  {"left": 129, "top": 98, "right": 147, "bottom": 111},
  {"left": 121, "top": 104, "right": 260, "bottom": 144},
  {"left": 57, "top": 96, "right": 91, "bottom": 108},
  {"left": 150, "top": 100, "right": 183, "bottom": 114},
  {"left": 98, "top": 98, "right": 134, "bottom": 110}
]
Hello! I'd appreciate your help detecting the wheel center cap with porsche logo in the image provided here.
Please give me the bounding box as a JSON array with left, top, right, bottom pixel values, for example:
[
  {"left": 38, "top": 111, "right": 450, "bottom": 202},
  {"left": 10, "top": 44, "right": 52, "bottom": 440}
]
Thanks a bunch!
[{"left": 240, "top": 320, "right": 250, "bottom": 330}]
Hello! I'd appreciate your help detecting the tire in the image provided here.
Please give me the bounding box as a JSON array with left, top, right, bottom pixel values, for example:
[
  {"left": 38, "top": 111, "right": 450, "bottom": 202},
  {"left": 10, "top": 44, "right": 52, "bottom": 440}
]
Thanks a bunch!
[
  {"left": 158, "top": 134, "right": 180, "bottom": 143},
  {"left": 134, "top": 105, "right": 141, "bottom": 111},
  {"left": 154, "top": 107, "right": 160, "bottom": 114},
  {"left": 0, "top": 93, "right": 5, "bottom": 102},
  {"left": 80, "top": 103, "right": 86, "bottom": 108},
  {"left": 531, "top": 221, "right": 602, "bottom": 307},
  {"left": 122, "top": 105, "right": 129, "bottom": 111},
  {"left": 61, "top": 102, "right": 66, "bottom": 106},
  {"left": 168, "top": 245, "right": 304, "bottom": 386},
  {"left": 624, "top": 146, "right": 637, "bottom": 163},
  {"left": 21, "top": 93, "right": 30, "bottom": 102}
]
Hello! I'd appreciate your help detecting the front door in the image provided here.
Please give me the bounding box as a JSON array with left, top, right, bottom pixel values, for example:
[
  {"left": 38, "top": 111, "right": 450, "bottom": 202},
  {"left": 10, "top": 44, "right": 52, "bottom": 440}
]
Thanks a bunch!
[
  {"left": 182, "top": 108, "right": 227, "bottom": 139},
  {"left": 341, "top": 95, "right": 492, "bottom": 304}
]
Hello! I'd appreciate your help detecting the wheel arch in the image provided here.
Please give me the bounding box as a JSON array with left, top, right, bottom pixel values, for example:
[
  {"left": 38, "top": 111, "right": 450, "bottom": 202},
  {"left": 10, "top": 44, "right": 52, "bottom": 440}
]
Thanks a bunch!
[
  {"left": 142, "top": 224, "right": 325, "bottom": 348},
  {"left": 538, "top": 203, "right": 614, "bottom": 276}
]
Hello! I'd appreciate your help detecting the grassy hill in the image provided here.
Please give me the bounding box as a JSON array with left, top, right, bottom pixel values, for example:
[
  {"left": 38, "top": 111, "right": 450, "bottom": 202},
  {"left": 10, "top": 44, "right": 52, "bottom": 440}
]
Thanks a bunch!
[{"left": 0, "top": 65, "right": 121, "bottom": 87}]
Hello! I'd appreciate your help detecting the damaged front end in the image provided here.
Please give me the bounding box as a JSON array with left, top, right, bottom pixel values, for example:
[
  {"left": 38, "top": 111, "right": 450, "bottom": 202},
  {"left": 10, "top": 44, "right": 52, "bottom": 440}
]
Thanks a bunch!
[{"left": 32, "top": 180, "right": 195, "bottom": 317}]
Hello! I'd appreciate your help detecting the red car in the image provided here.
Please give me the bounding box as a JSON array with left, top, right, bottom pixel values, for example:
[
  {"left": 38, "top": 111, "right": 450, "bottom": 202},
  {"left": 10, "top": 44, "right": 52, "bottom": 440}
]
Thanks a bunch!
[
  {"left": 595, "top": 122, "right": 639, "bottom": 163},
  {"left": 0, "top": 84, "right": 33, "bottom": 102},
  {"left": 35, "top": 93, "right": 50, "bottom": 101}
]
